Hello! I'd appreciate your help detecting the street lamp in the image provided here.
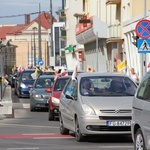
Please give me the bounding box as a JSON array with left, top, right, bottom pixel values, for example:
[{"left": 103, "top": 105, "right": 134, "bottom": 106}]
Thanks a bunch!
[{"left": 32, "top": 27, "right": 37, "bottom": 66}]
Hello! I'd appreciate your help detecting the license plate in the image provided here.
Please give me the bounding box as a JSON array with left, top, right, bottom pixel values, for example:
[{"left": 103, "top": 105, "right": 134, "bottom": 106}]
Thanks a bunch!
[{"left": 106, "top": 120, "right": 131, "bottom": 126}]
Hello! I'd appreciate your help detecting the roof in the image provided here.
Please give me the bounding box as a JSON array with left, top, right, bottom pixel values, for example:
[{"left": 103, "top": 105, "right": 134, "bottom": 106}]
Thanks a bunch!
[
  {"left": 38, "top": 75, "right": 55, "bottom": 79},
  {"left": 78, "top": 72, "right": 129, "bottom": 78},
  {"left": 0, "top": 25, "right": 26, "bottom": 40},
  {"left": 32, "top": 12, "right": 57, "bottom": 30},
  {"left": 0, "top": 12, "right": 57, "bottom": 40}
]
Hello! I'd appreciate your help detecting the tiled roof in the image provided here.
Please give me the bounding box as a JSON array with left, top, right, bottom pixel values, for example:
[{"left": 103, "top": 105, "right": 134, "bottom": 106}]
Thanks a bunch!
[
  {"left": 0, "top": 12, "right": 56, "bottom": 40},
  {"left": 33, "top": 12, "right": 57, "bottom": 30}
]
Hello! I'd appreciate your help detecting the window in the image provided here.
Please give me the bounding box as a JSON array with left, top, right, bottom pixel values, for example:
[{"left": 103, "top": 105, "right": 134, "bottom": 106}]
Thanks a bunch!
[{"left": 137, "top": 77, "right": 150, "bottom": 100}]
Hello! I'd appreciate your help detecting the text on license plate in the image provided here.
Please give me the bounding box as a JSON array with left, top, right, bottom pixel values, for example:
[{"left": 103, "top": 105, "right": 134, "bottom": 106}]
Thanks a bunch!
[{"left": 106, "top": 120, "right": 131, "bottom": 126}]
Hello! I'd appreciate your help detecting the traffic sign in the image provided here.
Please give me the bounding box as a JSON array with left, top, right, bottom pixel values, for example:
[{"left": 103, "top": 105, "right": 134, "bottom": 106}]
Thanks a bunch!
[
  {"left": 135, "top": 19, "right": 150, "bottom": 39},
  {"left": 38, "top": 60, "right": 44, "bottom": 66},
  {"left": 137, "top": 39, "right": 150, "bottom": 53}
]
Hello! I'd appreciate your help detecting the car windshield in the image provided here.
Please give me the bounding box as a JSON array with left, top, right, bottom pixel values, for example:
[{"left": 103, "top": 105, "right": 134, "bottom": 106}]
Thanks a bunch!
[
  {"left": 35, "top": 78, "right": 54, "bottom": 88},
  {"left": 80, "top": 76, "right": 137, "bottom": 96},
  {"left": 54, "top": 78, "right": 69, "bottom": 91},
  {"left": 21, "top": 72, "right": 34, "bottom": 81}
]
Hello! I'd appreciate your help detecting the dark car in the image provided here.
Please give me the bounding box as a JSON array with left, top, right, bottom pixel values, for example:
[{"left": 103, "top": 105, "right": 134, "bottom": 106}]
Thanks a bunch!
[
  {"left": 48, "top": 76, "right": 70, "bottom": 121},
  {"left": 14, "top": 69, "right": 41, "bottom": 98},
  {"left": 9, "top": 68, "right": 18, "bottom": 88},
  {"left": 30, "top": 75, "right": 55, "bottom": 111}
]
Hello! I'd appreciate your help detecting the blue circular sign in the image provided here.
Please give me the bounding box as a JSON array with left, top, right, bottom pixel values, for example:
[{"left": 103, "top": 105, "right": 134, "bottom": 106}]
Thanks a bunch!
[
  {"left": 135, "top": 19, "right": 150, "bottom": 39},
  {"left": 38, "top": 60, "right": 44, "bottom": 66}
]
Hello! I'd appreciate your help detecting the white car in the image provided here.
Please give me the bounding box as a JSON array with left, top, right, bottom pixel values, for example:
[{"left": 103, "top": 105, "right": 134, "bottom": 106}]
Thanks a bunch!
[
  {"left": 59, "top": 72, "right": 137, "bottom": 142},
  {"left": 131, "top": 71, "right": 150, "bottom": 150}
]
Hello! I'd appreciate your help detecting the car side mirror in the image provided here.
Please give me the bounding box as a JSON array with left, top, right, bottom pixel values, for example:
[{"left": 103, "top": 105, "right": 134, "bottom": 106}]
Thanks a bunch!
[{"left": 45, "top": 88, "right": 51, "bottom": 93}]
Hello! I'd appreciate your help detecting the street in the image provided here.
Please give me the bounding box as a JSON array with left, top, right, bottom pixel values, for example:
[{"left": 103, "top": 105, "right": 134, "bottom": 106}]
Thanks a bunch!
[{"left": 0, "top": 88, "right": 134, "bottom": 150}]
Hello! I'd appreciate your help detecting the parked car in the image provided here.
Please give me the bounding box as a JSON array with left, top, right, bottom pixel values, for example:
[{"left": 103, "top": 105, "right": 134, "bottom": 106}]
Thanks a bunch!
[
  {"left": 29, "top": 75, "right": 55, "bottom": 111},
  {"left": 48, "top": 75, "right": 70, "bottom": 121},
  {"left": 14, "top": 69, "right": 39, "bottom": 98},
  {"left": 131, "top": 71, "right": 150, "bottom": 150},
  {"left": 59, "top": 72, "right": 137, "bottom": 142}
]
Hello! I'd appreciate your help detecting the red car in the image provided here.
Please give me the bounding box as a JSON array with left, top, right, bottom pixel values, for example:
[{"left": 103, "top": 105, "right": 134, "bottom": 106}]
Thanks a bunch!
[{"left": 48, "top": 75, "right": 70, "bottom": 121}]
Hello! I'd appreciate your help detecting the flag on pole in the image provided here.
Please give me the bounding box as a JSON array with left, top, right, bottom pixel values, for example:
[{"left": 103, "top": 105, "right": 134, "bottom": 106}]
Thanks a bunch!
[
  {"left": 72, "top": 61, "right": 79, "bottom": 80},
  {"left": 117, "top": 60, "right": 126, "bottom": 72}
]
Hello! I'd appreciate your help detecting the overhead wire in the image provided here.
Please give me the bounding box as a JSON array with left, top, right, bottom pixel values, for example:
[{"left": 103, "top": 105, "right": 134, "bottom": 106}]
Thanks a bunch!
[{"left": 0, "top": 11, "right": 49, "bottom": 19}]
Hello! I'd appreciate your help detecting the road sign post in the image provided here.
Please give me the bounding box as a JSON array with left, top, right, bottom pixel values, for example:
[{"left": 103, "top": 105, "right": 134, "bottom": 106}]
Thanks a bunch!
[{"left": 135, "top": 19, "right": 150, "bottom": 78}]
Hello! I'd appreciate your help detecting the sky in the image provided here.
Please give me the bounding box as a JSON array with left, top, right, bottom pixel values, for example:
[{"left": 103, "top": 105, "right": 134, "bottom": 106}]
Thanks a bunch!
[{"left": 0, "top": 0, "right": 62, "bottom": 25}]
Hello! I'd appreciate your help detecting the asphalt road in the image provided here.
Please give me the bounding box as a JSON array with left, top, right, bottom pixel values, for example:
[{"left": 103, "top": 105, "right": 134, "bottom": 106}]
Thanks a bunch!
[{"left": 0, "top": 88, "right": 134, "bottom": 150}]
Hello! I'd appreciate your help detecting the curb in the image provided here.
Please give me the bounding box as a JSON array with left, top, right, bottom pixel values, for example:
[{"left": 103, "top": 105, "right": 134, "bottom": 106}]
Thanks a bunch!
[{"left": 0, "top": 85, "right": 13, "bottom": 119}]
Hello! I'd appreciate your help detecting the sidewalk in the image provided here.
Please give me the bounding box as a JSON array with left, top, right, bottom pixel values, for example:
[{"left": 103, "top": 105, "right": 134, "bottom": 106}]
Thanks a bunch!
[{"left": 0, "top": 85, "right": 13, "bottom": 119}]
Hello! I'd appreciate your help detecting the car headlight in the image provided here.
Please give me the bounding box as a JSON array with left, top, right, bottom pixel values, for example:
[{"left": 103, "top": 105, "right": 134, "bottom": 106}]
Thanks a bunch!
[
  {"left": 52, "top": 97, "right": 60, "bottom": 104},
  {"left": 82, "top": 104, "right": 96, "bottom": 115},
  {"left": 20, "top": 83, "right": 27, "bottom": 88},
  {"left": 33, "top": 94, "right": 43, "bottom": 99}
]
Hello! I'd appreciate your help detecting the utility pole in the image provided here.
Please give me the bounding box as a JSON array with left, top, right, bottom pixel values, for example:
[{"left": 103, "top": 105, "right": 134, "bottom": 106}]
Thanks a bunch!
[
  {"left": 38, "top": 3, "right": 42, "bottom": 60},
  {"left": 142, "top": 0, "right": 147, "bottom": 77},
  {"left": 33, "top": 27, "right": 37, "bottom": 66},
  {"left": 50, "top": 0, "right": 53, "bottom": 59}
]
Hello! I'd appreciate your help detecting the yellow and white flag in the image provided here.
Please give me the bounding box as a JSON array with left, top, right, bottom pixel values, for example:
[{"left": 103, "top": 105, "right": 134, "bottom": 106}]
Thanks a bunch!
[{"left": 117, "top": 60, "right": 126, "bottom": 72}]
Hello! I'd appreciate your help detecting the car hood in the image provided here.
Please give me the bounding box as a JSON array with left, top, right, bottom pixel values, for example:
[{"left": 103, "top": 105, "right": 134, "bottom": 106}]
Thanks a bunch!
[
  {"left": 33, "top": 88, "right": 50, "bottom": 96},
  {"left": 81, "top": 96, "right": 133, "bottom": 110}
]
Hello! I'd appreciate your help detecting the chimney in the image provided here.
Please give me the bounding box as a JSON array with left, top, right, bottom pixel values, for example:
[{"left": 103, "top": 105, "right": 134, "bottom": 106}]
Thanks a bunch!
[{"left": 25, "top": 14, "right": 30, "bottom": 24}]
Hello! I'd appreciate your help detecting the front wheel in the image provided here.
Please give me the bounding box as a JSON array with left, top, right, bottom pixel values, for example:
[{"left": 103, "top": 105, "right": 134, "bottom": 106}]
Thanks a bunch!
[
  {"left": 59, "top": 114, "right": 69, "bottom": 135},
  {"left": 134, "top": 128, "right": 146, "bottom": 150},
  {"left": 75, "top": 118, "right": 86, "bottom": 142}
]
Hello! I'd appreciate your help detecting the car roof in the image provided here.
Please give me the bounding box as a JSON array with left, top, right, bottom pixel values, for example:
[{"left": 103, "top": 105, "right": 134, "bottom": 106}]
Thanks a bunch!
[
  {"left": 78, "top": 72, "right": 129, "bottom": 78},
  {"left": 56, "top": 75, "right": 70, "bottom": 79},
  {"left": 38, "top": 75, "right": 55, "bottom": 79}
]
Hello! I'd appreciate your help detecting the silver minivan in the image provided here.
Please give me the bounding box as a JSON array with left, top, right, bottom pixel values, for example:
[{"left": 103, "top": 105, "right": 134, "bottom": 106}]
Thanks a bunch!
[
  {"left": 59, "top": 72, "right": 137, "bottom": 142},
  {"left": 131, "top": 71, "right": 150, "bottom": 150}
]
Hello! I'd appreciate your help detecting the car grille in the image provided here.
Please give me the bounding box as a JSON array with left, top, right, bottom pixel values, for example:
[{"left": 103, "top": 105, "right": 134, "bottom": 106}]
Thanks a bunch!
[
  {"left": 43, "top": 95, "right": 49, "bottom": 99},
  {"left": 99, "top": 116, "right": 131, "bottom": 120},
  {"left": 100, "top": 109, "right": 131, "bottom": 113}
]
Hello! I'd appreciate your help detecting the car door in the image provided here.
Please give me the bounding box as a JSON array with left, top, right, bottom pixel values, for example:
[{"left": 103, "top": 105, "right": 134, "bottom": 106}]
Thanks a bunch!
[
  {"left": 60, "top": 79, "right": 77, "bottom": 131},
  {"left": 136, "top": 76, "right": 150, "bottom": 137}
]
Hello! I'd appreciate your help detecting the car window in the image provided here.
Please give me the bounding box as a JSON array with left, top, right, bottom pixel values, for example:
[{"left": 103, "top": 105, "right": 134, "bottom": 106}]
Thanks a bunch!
[
  {"left": 35, "top": 78, "right": 54, "bottom": 88},
  {"left": 64, "top": 79, "right": 77, "bottom": 97},
  {"left": 80, "top": 76, "right": 137, "bottom": 96},
  {"left": 54, "top": 78, "right": 69, "bottom": 91},
  {"left": 22, "top": 72, "right": 34, "bottom": 81},
  {"left": 136, "top": 77, "right": 150, "bottom": 100}
]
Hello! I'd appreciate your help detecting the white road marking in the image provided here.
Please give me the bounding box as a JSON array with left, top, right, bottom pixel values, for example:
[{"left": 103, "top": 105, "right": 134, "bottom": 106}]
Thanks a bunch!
[
  {"left": 99, "top": 145, "right": 133, "bottom": 149},
  {"left": 7, "top": 147, "right": 39, "bottom": 150},
  {"left": 0, "top": 123, "right": 59, "bottom": 128}
]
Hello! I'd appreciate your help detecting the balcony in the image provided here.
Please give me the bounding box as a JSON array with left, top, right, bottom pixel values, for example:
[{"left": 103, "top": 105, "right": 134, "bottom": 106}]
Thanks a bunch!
[
  {"left": 106, "top": 0, "right": 121, "bottom": 5},
  {"left": 108, "top": 24, "right": 121, "bottom": 38}
]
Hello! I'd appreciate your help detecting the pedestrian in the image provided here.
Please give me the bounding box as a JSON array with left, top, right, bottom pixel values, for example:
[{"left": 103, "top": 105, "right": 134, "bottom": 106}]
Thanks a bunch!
[{"left": 127, "top": 67, "right": 139, "bottom": 84}]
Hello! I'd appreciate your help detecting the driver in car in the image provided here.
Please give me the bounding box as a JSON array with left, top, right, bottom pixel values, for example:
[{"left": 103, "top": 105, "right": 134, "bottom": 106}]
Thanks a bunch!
[{"left": 108, "top": 79, "right": 124, "bottom": 93}]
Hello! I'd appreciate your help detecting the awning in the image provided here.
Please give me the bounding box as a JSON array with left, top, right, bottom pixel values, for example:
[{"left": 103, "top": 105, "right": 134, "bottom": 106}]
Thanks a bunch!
[{"left": 75, "top": 16, "right": 108, "bottom": 45}]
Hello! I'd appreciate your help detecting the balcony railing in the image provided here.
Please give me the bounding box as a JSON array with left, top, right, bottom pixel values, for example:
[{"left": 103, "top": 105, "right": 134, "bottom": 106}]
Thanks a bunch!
[{"left": 108, "top": 24, "right": 121, "bottom": 38}]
